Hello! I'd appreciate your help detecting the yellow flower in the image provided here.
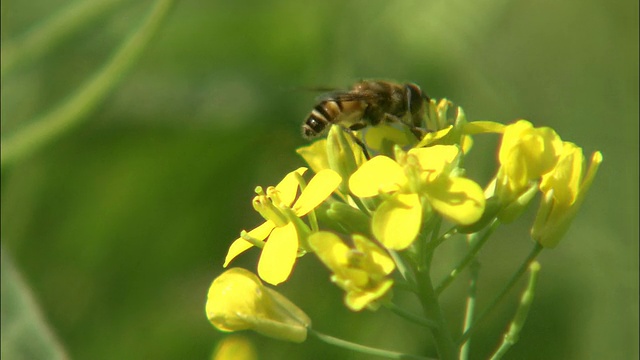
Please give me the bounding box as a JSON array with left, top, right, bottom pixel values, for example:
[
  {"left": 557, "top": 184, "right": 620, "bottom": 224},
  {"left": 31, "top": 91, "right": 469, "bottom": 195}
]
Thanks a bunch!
[
  {"left": 496, "top": 120, "right": 563, "bottom": 201},
  {"left": 308, "top": 232, "right": 395, "bottom": 311},
  {"left": 206, "top": 268, "right": 311, "bottom": 343},
  {"left": 211, "top": 336, "right": 257, "bottom": 360},
  {"left": 224, "top": 167, "right": 341, "bottom": 285},
  {"left": 531, "top": 143, "right": 603, "bottom": 248},
  {"left": 476, "top": 119, "right": 562, "bottom": 223},
  {"left": 349, "top": 145, "right": 485, "bottom": 250}
]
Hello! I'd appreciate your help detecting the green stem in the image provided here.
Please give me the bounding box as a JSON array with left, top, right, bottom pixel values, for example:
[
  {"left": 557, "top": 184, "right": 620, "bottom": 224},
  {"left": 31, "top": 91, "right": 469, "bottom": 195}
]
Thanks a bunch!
[
  {"left": 1, "top": 0, "right": 126, "bottom": 75},
  {"left": 457, "top": 243, "right": 543, "bottom": 346},
  {"left": 309, "top": 328, "right": 434, "bottom": 360},
  {"left": 1, "top": 0, "right": 175, "bottom": 169},
  {"left": 489, "top": 261, "right": 541, "bottom": 360},
  {"left": 415, "top": 266, "right": 458, "bottom": 360},
  {"left": 384, "top": 302, "right": 438, "bottom": 330},
  {"left": 435, "top": 220, "right": 499, "bottom": 295},
  {"left": 459, "top": 259, "right": 480, "bottom": 360}
]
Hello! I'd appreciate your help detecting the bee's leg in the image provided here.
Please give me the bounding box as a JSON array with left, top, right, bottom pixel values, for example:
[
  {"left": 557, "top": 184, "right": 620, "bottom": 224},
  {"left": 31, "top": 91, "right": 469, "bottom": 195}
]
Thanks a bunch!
[
  {"left": 383, "top": 113, "right": 402, "bottom": 124},
  {"left": 382, "top": 113, "right": 427, "bottom": 140},
  {"left": 341, "top": 125, "right": 371, "bottom": 160},
  {"left": 410, "top": 127, "right": 428, "bottom": 140},
  {"left": 352, "top": 133, "right": 371, "bottom": 160}
]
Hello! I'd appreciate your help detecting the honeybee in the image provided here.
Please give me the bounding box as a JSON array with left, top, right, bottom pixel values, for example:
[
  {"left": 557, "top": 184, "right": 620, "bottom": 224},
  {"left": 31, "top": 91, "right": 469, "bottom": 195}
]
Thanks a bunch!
[{"left": 302, "top": 80, "right": 430, "bottom": 139}]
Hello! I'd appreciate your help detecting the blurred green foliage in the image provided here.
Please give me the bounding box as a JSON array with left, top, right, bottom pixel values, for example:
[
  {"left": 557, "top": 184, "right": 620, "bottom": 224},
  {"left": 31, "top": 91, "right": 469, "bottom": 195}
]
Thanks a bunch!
[{"left": 1, "top": 0, "right": 637, "bottom": 359}]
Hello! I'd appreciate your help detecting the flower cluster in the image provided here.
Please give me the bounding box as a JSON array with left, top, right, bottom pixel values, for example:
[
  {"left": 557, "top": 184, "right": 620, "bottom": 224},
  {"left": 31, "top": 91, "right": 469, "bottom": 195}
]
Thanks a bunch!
[{"left": 204, "top": 97, "right": 602, "bottom": 356}]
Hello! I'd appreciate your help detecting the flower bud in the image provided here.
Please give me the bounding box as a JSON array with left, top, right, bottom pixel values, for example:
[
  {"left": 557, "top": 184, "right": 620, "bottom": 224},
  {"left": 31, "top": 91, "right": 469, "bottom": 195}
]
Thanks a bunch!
[
  {"left": 206, "top": 268, "right": 311, "bottom": 343},
  {"left": 531, "top": 145, "right": 602, "bottom": 248}
]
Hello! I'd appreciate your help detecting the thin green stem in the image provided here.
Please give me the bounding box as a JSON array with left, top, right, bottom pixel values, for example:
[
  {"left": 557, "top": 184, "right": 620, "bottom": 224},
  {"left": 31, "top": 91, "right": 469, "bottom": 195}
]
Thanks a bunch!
[
  {"left": 489, "top": 261, "right": 541, "bottom": 360},
  {"left": 409, "top": 216, "right": 458, "bottom": 360},
  {"left": 457, "top": 243, "right": 543, "bottom": 346},
  {"left": 1, "top": 0, "right": 175, "bottom": 169},
  {"left": 1, "top": 0, "right": 126, "bottom": 75},
  {"left": 435, "top": 220, "right": 499, "bottom": 295},
  {"left": 384, "top": 302, "right": 438, "bottom": 330},
  {"left": 351, "top": 196, "right": 371, "bottom": 217},
  {"left": 309, "top": 328, "right": 434, "bottom": 360},
  {"left": 415, "top": 265, "right": 458, "bottom": 360},
  {"left": 459, "top": 259, "right": 480, "bottom": 360}
]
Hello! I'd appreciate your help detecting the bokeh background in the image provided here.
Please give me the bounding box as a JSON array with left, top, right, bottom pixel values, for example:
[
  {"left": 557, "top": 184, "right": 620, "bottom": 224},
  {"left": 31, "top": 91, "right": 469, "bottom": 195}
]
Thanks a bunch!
[{"left": 1, "top": 0, "right": 637, "bottom": 359}]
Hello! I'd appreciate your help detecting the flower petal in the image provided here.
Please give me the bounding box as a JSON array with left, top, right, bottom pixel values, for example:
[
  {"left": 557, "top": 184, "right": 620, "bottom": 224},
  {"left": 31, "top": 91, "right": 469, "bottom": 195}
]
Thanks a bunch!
[
  {"left": 463, "top": 121, "right": 505, "bottom": 134},
  {"left": 427, "top": 177, "right": 486, "bottom": 225},
  {"left": 206, "top": 268, "right": 264, "bottom": 332},
  {"left": 349, "top": 156, "right": 405, "bottom": 197},
  {"left": 275, "top": 168, "right": 308, "bottom": 207},
  {"left": 293, "top": 169, "right": 341, "bottom": 216},
  {"left": 345, "top": 279, "right": 394, "bottom": 311},
  {"left": 498, "top": 120, "right": 562, "bottom": 185},
  {"left": 353, "top": 235, "right": 395, "bottom": 275},
  {"left": 296, "top": 140, "right": 330, "bottom": 174},
  {"left": 258, "top": 223, "right": 298, "bottom": 285},
  {"left": 211, "top": 335, "right": 257, "bottom": 360},
  {"left": 224, "top": 221, "right": 275, "bottom": 267},
  {"left": 540, "top": 142, "right": 583, "bottom": 205},
  {"left": 308, "top": 231, "right": 349, "bottom": 271},
  {"left": 409, "top": 145, "right": 459, "bottom": 175},
  {"left": 372, "top": 194, "right": 422, "bottom": 250},
  {"left": 415, "top": 126, "right": 453, "bottom": 147},
  {"left": 364, "top": 124, "right": 413, "bottom": 151},
  {"left": 532, "top": 149, "right": 603, "bottom": 248}
]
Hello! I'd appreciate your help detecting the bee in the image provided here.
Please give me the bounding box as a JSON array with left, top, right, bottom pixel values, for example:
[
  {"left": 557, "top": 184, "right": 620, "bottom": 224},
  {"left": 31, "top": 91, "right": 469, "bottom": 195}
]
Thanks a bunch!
[{"left": 301, "top": 80, "right": 430, "bottom": 140}]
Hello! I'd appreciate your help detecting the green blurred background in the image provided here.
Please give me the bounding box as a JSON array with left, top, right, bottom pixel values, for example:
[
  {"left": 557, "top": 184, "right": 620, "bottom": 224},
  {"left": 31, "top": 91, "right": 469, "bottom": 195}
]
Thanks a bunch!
[{"left": 1, "top": 0, "right": 637, "bottom": 359}]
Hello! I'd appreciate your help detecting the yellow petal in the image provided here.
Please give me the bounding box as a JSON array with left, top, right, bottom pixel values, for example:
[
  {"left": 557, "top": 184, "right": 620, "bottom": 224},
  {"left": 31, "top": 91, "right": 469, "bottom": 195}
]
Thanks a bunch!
[
  {"left": 224, "top": 221, "right": 275, "bottom": 267},
  {"left": 427, "top": 177, "right": 485, "bottom": 225},
  {"left": 498, "top": 120, "right": 562, "bottom": 186},
  {"left": 463, "top": 121, "right": 505, "bottom": 134},
  {"left": 372, "top": 194, "right": 422, "bottom": 250},
  {"left": 349, "top": 156, "right": 405, "bottom": 197},
  {"left": 206, "top": 268, "right": 263, "bottom": 332},
  {"left": 345, "top": 279, "right": 394, "bottom": 311},
  {"left": 540, "top": 142, "right": 583, "bottom": 205},
  {"left": 258, "top": 223, "right": 298, "bottom": 285},
  {"left": 308, "top": 231, "right": 349, "bottom": 271},
  {"left": 353, "top": 235, "right": 395, "bottom": 275},
  {"left": 293, "top": 169, "right": 341, "bottom": 216},
  {"left": 415, "top": 126, "right": 453, "bottom": 147},
  {"left": 364, "top": 124, "right": 414, "bottom": 151},
  {"left": 409, "top": 145, "right": 459, "bottom": 175},
  {"left": 275, "top": 168, "right": 308, "bottom": 206},
  {"left": 532, "top": 150, "right": 602, "bottom": 248},
  {"left": 212, "top": 335, "right": 257, "bottom": 360},
  {"left": 296, "top": 140, "right": 329, "bottom": 174}
]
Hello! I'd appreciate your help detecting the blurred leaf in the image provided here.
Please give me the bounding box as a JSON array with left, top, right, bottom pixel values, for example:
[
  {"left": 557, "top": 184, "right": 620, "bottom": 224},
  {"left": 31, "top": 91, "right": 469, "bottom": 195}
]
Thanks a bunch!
[
  {"left": 1, "top": 247, "right": 69, "bottom": 360},
  {"left": 1, "top": 0, "right": 175, "bottom": 169}
]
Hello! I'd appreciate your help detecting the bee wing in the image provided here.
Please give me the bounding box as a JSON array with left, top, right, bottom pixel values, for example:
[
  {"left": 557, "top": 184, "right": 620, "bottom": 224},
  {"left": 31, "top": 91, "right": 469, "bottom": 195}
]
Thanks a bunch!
[{"left": 315, "top": 90, "right": 382, "bottom": 103}]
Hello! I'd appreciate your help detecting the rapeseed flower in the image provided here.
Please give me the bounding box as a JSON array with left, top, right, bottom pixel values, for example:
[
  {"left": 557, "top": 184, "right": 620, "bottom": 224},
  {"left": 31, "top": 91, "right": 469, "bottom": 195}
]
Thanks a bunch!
[{"left": 224, "top": 167, "right": 341, "bottom": 285}]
